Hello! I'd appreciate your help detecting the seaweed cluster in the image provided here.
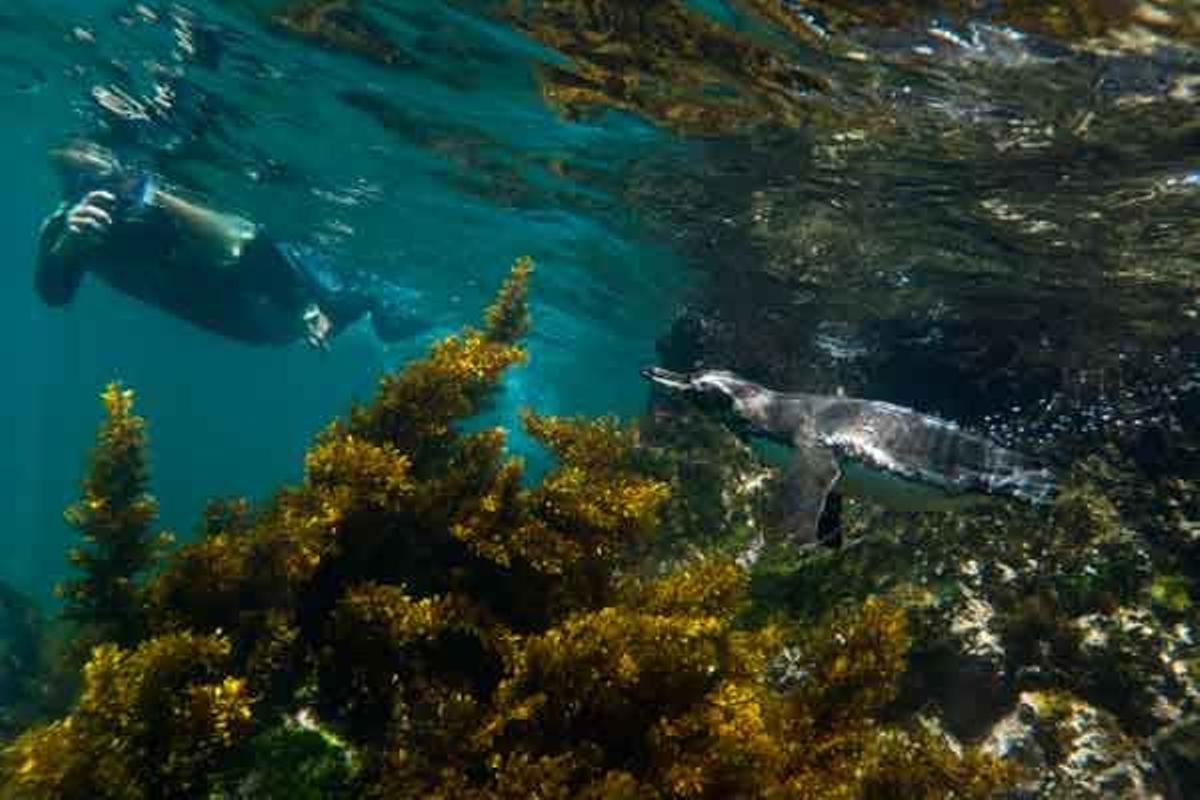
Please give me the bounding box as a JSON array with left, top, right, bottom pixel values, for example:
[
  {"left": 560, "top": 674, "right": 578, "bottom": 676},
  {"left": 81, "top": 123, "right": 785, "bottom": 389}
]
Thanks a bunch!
[
  {"left": 274, "top": 0, "right": 411, "bottom": 66},
  {"left": 502, "top": 0, "right": 1200, "bottom": 136},
  {"left": 0, "top": 259, "right": 1014, "bottom": 798},
  {"left": 1, "top": 632, "right": 252, "bottom": 800},
  {"left": 57, "top": 384, "right": 172, "bottom": 652},
  {"left": 511, "top": 1, "right": 833, "bottom": 134}
]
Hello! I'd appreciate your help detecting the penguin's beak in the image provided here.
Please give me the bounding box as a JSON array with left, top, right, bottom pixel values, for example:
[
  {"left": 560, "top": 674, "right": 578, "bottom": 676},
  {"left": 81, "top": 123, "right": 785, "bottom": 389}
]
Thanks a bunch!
[{"left": 641, "top": 366, "right": 694, "bottom": 392}]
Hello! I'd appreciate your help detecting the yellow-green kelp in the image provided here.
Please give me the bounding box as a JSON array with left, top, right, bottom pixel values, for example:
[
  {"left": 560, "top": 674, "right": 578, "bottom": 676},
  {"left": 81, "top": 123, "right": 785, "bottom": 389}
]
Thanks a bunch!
[
  {"left": 506, "top": 0, "right": 835, "bottom": 135},
  {"left": 57, "top": 384, "right": 173, "bottom": 651},
  {"left": 1, "top": 257, "right": 1014, "bottom": 798},
  {"left": 273, "top": 0, "right": 411, "bottom": 66}
]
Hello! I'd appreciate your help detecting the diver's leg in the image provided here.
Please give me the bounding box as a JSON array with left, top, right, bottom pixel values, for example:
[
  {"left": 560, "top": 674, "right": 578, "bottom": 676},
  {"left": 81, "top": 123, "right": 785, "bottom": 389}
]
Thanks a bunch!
[
  {"left": 272, "top": 243, "right": 372, "bottom": 347},
  {"left": 367, "top": 281, "right": 430, "bottom": 342},
  {"left": 275, "top": 244, "right": 429, "bottom": 344}
]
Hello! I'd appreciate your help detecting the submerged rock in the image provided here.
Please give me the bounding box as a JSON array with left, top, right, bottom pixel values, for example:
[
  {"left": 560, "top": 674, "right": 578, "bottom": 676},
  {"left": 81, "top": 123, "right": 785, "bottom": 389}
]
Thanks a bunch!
[
  {"left": 913, "top": 579, "right": 1013, "bottom": 738},
  {"left": 1073, "top": 606, "right": 1199, "bottom": 731},
  {"left": 696, "top": 455, "right": 1198, "bottom": 791},
  {"left": 982, "top": 690, "right": 1167, "bottom": 799},
  {"left": 0, "top": 581, "right": 47, "bottom": 740},
  {"left": 1153, "top": 715, "right": 1200, "bottom": 800}
]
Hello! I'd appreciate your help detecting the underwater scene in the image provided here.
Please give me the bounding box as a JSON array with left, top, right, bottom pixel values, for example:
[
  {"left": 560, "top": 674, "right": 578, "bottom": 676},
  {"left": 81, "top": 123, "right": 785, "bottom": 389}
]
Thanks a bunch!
[{"left": 1, "top": 0, "right": 1199, "bottom": 797}]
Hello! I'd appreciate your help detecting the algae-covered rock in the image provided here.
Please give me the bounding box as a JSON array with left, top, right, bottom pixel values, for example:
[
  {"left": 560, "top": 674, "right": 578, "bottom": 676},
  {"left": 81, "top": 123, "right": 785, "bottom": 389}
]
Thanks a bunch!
[
  {"left": 982, "top": 690, "right": 1167, "bottom": 798},
  {"left": 686, "top": 432, "right": 1197, "bottom": 793},
  {"left": 1073, "top": 606, "right": 1200, "bottom": 732}
]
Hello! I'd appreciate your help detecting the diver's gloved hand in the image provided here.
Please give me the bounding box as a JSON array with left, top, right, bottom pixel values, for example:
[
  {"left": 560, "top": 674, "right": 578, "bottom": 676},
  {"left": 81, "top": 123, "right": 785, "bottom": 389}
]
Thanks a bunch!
[
  {"left": 56, "top": 190, "right": 116, "bottom": 258},
  {"left": 302, "top": 303, "right": 332, "bottom": 351}
]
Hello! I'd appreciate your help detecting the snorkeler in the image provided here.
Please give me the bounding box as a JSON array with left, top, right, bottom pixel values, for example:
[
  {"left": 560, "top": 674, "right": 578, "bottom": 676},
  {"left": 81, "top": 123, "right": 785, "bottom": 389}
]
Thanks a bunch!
[{"left": 35, "top": 140, "right": 428, "bottom": 349}]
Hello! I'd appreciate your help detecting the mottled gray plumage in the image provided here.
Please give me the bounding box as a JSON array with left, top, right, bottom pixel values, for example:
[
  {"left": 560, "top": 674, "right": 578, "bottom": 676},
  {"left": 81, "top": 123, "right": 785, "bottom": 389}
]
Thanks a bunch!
[{"left": 642, "top": 367, "right": 1055, "bottom": 550}]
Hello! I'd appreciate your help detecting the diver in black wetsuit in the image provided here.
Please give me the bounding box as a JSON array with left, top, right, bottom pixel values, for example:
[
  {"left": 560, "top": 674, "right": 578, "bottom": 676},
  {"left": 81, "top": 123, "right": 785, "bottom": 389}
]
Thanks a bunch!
[
  {"left": 37, "top": 4, "right": 428, "bottom": 349},
  {"left": 36, "top": 140, "right": 428, "bottom": 349}
]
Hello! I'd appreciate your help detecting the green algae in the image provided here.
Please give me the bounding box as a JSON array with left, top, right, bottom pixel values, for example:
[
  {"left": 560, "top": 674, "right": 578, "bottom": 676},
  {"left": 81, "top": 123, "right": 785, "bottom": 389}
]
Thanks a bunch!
[
  {"left": 225, "top": 714, "right": 360, "bottom": 799},
  {"left": 1148, "top": 574, "right": 1193, "bottom": 615}
]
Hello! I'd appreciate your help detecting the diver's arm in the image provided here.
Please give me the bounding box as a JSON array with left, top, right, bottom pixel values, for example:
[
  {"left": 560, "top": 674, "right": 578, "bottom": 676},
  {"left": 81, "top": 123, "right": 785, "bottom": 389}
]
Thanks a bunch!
[
  {"left": 150, "top": 187, "right": 256, "bottom": 267},
  {"left": 34, "top": 190, "right": 115, "bottom": 306}
]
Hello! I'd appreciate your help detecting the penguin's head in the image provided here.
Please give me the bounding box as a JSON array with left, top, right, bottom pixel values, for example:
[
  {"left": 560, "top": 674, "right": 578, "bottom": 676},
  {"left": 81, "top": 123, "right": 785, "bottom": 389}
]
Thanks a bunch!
[{"left": 641, "top": 366, "right": 773, "bottom": 433}]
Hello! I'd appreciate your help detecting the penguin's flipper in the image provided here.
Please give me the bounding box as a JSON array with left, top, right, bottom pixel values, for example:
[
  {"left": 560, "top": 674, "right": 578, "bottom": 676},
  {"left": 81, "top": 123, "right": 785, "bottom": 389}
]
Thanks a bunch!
[
  {"left": 817, "top": 490, "right": 843, "bottom": 549},
  {"left": 774, "top": 442, "right": 841, "bottom": 548}
]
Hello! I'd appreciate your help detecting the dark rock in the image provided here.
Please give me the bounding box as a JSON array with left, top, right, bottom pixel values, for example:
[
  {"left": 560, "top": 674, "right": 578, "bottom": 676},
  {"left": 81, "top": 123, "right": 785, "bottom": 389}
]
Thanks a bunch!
[
  {"left": 1153, "top": 715, "right": 1200, "bottom": 800},
  {"left": 0, "top": 581, "right": 47, "bottom": 739}
]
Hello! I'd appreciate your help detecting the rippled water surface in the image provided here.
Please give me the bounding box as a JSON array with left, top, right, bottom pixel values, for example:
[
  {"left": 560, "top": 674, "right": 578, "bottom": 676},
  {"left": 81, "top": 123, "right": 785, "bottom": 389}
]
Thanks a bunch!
[{"left": 1, "top": 1, "right": 1198, "bottom": 590}]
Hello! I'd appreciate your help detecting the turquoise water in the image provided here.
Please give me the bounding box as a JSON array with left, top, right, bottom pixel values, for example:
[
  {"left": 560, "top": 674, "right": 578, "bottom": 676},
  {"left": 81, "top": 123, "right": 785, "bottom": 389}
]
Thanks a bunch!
[{"left": 0, "top": 0, "right": 692, "bottom": 599}]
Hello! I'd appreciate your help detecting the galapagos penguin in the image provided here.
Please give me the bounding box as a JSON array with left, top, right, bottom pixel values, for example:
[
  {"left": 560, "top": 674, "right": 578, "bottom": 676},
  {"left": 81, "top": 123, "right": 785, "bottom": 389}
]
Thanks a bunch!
[{"left": 643, "top": 366, "right": 1056, "bottom": 556}]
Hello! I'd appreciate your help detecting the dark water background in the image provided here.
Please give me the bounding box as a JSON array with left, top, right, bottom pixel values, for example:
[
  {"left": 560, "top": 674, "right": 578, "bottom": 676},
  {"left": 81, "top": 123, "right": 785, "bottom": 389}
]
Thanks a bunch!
[{"left": 2, "top": 0, "right": 1198, "bottom": 606}]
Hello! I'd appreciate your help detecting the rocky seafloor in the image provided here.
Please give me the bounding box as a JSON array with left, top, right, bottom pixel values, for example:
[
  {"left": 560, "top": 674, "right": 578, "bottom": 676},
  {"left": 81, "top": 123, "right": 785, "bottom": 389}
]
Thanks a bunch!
[{"left": 642, "top": 389, "right": 1200, "bottom": 798}]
